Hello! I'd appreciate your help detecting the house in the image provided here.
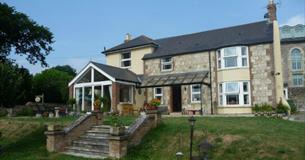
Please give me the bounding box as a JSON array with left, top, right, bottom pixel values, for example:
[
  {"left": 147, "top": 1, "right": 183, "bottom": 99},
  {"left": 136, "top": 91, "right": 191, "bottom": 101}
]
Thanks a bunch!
[{"left": 68, "top": 1, "right": 305, "bottom": 114}]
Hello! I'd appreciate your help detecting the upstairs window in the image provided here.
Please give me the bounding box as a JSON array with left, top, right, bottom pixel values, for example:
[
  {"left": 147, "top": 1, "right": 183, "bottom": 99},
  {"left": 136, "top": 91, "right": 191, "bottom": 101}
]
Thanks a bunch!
[
  {"left": 291, "top": 48, "right": 302, "bottom": 71},
  {"left": 217, "top": 46, "right": 249, "bottom": 69},
  {"left": 121, "top": 52, "right": 131, "bottom": 68},
  {"left": 161, "top": 57, "right": 173, "bottom": 71}
]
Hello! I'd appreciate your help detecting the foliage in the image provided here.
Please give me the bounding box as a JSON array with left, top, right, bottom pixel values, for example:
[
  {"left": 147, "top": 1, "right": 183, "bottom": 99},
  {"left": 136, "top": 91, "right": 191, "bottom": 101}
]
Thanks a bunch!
[
  {"left": 150, "top": 98, "right": 161, "bottom": 107},
  {"left": 16, "top": 107, "right": 34, "bottom": 116},
  {"left": 52, "top": 65, "right": 76, "bottom": 76},
  {"left": 0, "top": 3, "right": 54, "bottom": 67},
  {"left": 0, "top": 62, "right": 33, "bottom": 107},
  {"left": 276, "top": 102, "right": 289, "bottom": 114},
  {"left": 32, "top": 68, "right": 73, "bottom": 103},
  {"left": 287, "top": 99, "right": 297, "bottom": 114},
  {"left": 0, "top": 109, "right": 7, "bottom": 117},
  {"left": 67, "top": 98, "right": 76, "bottom": 106},
  {"left": 252, "top": 103, "right": 274, "bottom": 114},
  {"left": 103, "top": 115, "right": 136, "bottom": 127}
]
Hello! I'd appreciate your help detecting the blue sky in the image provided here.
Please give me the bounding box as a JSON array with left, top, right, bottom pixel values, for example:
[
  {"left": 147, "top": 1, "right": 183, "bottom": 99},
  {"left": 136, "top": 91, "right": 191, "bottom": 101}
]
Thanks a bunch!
[{"left": 3, "top": 0, "right": 305, "bottom": 74}]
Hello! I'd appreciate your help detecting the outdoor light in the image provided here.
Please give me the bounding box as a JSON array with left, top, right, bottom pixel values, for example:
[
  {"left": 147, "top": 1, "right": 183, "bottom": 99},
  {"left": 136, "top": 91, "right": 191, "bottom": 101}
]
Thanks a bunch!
[
  {"left": 176, "top": 151, "right": 183, "bottom": 160},
  {"left": 188, "top": 116, "right": 196, "bottom": 160}
]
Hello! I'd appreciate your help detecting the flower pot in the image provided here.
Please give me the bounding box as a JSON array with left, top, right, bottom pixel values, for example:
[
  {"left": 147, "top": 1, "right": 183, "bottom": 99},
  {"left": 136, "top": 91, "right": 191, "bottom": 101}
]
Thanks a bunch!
[{"left": 110, "top": 126, "right": 125, "bottom": 136}]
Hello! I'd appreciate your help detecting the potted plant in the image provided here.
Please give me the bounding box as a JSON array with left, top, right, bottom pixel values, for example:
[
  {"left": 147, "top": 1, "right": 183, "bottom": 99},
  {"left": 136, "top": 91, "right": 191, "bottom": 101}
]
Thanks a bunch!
[{"left": 93, "top": 98, "right": 102, "bottom": 111}]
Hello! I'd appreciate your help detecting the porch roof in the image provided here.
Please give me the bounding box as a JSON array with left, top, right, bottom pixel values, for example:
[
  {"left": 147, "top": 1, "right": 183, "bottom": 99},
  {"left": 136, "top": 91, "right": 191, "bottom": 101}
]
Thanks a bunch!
[{"left": 139, "top": 71, "right": 209, "bottom": 88}]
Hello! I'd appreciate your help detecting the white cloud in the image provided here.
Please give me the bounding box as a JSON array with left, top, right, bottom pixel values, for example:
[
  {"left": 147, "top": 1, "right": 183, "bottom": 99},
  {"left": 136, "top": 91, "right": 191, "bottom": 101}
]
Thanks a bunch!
[{"left": 282, "top": 15, "right": 305, "bottom": 26}]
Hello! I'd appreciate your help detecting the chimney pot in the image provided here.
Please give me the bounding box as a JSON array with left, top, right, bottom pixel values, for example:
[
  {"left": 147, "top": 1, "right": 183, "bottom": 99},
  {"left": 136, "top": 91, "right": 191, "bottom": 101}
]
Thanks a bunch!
[
  {"left": 267, "top": 0, "right": 277, "bottom": 23},
  {"left": 125, "top": 33, "right": 132, "bottom": 43}
]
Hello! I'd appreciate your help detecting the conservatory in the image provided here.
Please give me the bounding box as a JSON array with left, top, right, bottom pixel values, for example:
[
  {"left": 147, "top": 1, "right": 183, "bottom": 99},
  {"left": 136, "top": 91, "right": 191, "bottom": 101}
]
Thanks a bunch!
[{"left": 68, "top": 61, "right": 140, "bottom": 112}]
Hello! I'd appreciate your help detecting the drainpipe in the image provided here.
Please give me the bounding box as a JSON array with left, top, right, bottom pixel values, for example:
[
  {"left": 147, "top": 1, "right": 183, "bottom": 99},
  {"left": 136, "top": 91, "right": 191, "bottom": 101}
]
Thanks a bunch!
[
  {"left": 208, "top": 51, "right": 214, "bottom": 115},
  {"left": 200, "top": 83, "right": 203, "bottom": 116}
]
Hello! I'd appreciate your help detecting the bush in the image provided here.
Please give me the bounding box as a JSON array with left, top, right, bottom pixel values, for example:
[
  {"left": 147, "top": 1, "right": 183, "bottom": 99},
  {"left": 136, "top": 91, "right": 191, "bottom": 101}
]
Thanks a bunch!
[
  {"left": 0, "top": 109, "right": 7, "bottom": 117},
  {"left": 287, "top": 100, "right": 297, "bottom": 114},
  {"left": 276, "top": 102, "right": 289, "bottom": 114},
  {"left": 252, "top": 103, "right": 273, "bottom": 114},
  {"left": 16, "top": 107, "right": 34, "bottom": 116}
]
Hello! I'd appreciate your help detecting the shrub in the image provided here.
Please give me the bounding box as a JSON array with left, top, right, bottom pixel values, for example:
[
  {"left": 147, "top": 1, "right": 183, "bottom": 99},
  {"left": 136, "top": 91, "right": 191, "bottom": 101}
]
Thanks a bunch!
[
  {"left": 276, "top": 102, "right": 289, "bottom": 114},
  {"left": 16, "top": 107, "right": 34, "bottom": 116},
  {"left": 0, "top": 109, "right": 7, "bottom": 117},
  {"left": 261, "top": 103, "right": 273, "bottom": 113},
  {"left": 287, "top": 100, "right": 297, "bottom": 114},
  {"left": 252, "top": 104, "right": 260, "bottom": 113}
]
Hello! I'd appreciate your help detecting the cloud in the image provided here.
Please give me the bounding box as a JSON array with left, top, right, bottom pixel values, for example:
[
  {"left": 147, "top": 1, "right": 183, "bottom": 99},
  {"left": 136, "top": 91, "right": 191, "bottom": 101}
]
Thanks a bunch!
[{"left": 282, "top": 15, "right": 305, "bottom": 26}]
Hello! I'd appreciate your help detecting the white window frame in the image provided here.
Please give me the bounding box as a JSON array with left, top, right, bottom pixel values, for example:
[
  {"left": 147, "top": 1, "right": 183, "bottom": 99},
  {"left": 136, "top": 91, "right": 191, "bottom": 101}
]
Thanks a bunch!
[
  {"left": 161, "top": 57, "right": 173, "bottom": 72},
  {"left": 217, "top": 46, "right": 249, "bottom": 70},
  {"left": 154, "top": 87, "right": 163, "bottom": 104},
  {"left": 218, "top": 81, "right": 251, "bottom": 106},
  {"left": 191, "top": 84, "right": 201, "bottom": 103},
  {"left": 119, "top": 85, "right": 133, "bottom": 104},
  {"left": 121, "top": 52, "right": 131, "bottom": 68},
  {"left": 292, "top": 74, "right": 304, "bottom": 87}
]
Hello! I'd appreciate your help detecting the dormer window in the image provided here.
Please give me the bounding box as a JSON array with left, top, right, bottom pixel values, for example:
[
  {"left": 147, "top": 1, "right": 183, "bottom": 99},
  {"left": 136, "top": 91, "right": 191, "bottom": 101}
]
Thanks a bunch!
[
  {"left": 161, "top": 57, "right": 173, "bottom": 72},
  {"left": 121, "top": 52, "right": 131, "bottom": 68}
]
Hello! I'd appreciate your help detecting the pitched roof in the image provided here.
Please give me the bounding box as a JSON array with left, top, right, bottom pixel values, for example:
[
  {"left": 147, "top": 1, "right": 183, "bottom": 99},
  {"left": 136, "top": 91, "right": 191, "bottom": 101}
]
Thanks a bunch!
[
  {"left": 103, "top": 35, "right": 158, "bottom": 54},
  {"left": 102, "top": 21, "right": 273, "bottom": 59},
  {"left": 91, "top": 61, "right": 141, "bottom": 83}
]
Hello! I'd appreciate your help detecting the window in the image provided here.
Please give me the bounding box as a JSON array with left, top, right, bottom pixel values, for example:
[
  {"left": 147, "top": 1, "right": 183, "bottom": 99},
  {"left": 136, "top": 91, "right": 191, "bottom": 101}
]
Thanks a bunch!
[
  {"left": 217, "top": 46, "right": 249, "bottom": 69},
  {"left": 291, "top": 48, "right": 302, "bottom": 71},
  {"left": 121, "top": 52, "right": 131, "bottom": 68},
  {"left": 154, "top": 87, "right": 163, "bottom": 104},
  {"left": 119, "top": 85, "right": 133, "bottom": 103},
  {"left": 218, "top": 81, "right": 250, "bottom": 106},
  {"left": 191, "top": 84, "right": 201, "bottom": 103},
  {"left": 161, "top": 57, "right": 173, "bottom": 71},
  {"left": 292, "top": 75, "right": 304, "bottom": 87}
]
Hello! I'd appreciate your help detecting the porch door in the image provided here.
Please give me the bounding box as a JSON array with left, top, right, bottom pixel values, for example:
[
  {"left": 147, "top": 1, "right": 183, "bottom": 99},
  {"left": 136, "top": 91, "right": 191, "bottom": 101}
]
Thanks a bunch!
[{"left": 172, "top": 85, "right": 182, "bottom": 112}]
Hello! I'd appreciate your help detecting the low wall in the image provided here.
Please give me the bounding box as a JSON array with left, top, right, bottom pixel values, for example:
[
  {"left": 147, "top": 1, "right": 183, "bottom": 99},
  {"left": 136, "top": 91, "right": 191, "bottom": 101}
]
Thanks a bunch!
[{"left": 45, "top": 111, "right": 103, "bottom": 152}]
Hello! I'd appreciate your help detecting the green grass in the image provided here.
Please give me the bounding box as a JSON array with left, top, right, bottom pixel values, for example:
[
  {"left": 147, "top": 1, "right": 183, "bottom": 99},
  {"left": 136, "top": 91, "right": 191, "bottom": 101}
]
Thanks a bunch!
[
  {"left": 103, "top": 115, "right": 137, "bottom": 126},
  {"left": 0, "top": 117, "right": 304, "bottom": 160}
]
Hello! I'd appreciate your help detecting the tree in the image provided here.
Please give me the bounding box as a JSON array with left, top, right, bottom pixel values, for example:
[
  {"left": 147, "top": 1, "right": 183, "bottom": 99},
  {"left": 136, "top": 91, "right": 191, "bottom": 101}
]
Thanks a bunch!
[
  {"left": 0, "top": 3, "right": 54, "bottom": 67},
  {"left": 0, "top": 62, "right": 32, "bottom": 107},
  {"left": 32, "top": 69, "right": 73, "bottom": 103},
  {"left": 53, "top": 65, "right": 77, "bottom": 76}
]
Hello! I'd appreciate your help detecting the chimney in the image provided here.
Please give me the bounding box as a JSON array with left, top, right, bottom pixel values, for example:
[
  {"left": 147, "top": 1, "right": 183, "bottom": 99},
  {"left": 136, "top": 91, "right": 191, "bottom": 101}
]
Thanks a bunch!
[
  {"left": 267, "top": 0, "right": 277, "bottom": 22},
  {"left": 124, "top": 33, "right": 132, "bottom": 43}
]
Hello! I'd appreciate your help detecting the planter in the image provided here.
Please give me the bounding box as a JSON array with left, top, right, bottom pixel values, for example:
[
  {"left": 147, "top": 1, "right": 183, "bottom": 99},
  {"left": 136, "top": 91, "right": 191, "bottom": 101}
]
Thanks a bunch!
[
  {"left": 110, "top": 126, "right": 125, "bottom": 136},
  {"left": 145, "top": 109, "right": 158, "bottom": 114}
]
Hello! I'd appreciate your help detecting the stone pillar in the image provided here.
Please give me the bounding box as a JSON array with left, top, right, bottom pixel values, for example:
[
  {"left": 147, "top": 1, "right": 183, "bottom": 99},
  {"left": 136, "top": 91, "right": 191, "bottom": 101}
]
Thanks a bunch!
[
  {"left": 54, "top": 107, "right": 60, "bottom": 118},
  {"left": 108, "top": 136, "right": 128, "bottom": 159},
  {"left": 111, "top": 82, "right": 120, "bottom": 112},
  {"left": 45, "top": 125, "right": 65, "bottom": 152}
]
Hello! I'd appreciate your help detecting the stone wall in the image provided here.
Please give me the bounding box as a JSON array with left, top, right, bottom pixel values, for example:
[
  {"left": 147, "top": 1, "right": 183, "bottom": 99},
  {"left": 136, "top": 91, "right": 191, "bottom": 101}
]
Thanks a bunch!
[
  {"left": 144, "top": 51, "right": 215, "bottom": 113},
  {"left": 281, "top": 42, "right": 305, "bottom": 111},
  {"left": 249, "top": 44, "right": 276, "bottom": 105}
]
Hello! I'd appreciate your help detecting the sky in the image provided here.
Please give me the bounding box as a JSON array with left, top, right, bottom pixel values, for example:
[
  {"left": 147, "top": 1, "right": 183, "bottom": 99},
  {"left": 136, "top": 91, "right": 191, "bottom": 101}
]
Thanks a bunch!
[{"left": 2, "top": 0, "right": 305, "bottom": 74}]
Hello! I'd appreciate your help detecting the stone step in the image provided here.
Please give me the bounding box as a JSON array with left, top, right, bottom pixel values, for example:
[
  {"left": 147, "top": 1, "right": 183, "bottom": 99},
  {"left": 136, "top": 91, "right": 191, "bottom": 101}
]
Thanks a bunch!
[
  {"left": 71, "top": 140, "right": 109, "bottom": 150},
  {"left": 63, "top": 151, "right": 108, "bottom": 159},
  {"left": 86, "top": 130, "right": 110, "bottom": 135},
  {"left": 80, "top": 134, "right": 109, "bottom": 141},
  {"left": 91, "top": 125, "right": 111, "bottom": 130},
  {"left": 65, "top": 146, "right": 109, "bottom": 155}
]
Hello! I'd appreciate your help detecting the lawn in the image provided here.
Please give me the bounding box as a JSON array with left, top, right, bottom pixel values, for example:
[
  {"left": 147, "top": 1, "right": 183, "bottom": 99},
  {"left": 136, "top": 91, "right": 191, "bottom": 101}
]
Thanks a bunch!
[{"left": 0, "top": 117, "right": 304, "bottom": 160}]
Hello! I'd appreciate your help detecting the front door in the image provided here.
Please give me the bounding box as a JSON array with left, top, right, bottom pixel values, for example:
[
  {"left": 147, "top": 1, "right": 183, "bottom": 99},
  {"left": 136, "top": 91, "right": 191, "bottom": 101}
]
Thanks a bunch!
[{"left": 172, "top": 85, "right": 182, "bottom": 112}]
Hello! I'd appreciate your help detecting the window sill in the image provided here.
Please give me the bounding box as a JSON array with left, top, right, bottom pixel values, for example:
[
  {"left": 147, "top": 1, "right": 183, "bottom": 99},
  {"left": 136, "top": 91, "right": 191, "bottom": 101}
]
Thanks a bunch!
[
  {"left": 191, "top": 101, "right": 202, "bottom": 104},
  {"left": 218, "top": 105, "right": 252, "bottom": 108},
  {"left": 217, "top": 67, "right": 249, "bottom": 71},
  {"left": 161, "top": 69, "right": 173, "bottom": 72},
  {"left": 121, "top": 66, "right": 131, "bottom": 69}
]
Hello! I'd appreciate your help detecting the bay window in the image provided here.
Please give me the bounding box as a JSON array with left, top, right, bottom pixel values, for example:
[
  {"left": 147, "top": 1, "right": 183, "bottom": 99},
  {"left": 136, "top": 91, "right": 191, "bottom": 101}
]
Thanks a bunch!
[
  {"left": 217, "top": 46, "right": 249, "bottom": 69},
  {"left": 218, "top": 81, "right": 250, "bottom": 106},
  {"left": 191, "top": 84, "right": 201, "bottom": 103}
]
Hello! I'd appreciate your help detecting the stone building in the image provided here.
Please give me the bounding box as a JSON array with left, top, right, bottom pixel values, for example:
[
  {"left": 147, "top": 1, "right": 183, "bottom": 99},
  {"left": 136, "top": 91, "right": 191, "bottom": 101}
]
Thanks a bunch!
[
  {"left": 68, "top": 1, "right": 304, "bottom": 114},
  {"left": 280, "top": 24, "right": 305, "bottom": 111}
]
